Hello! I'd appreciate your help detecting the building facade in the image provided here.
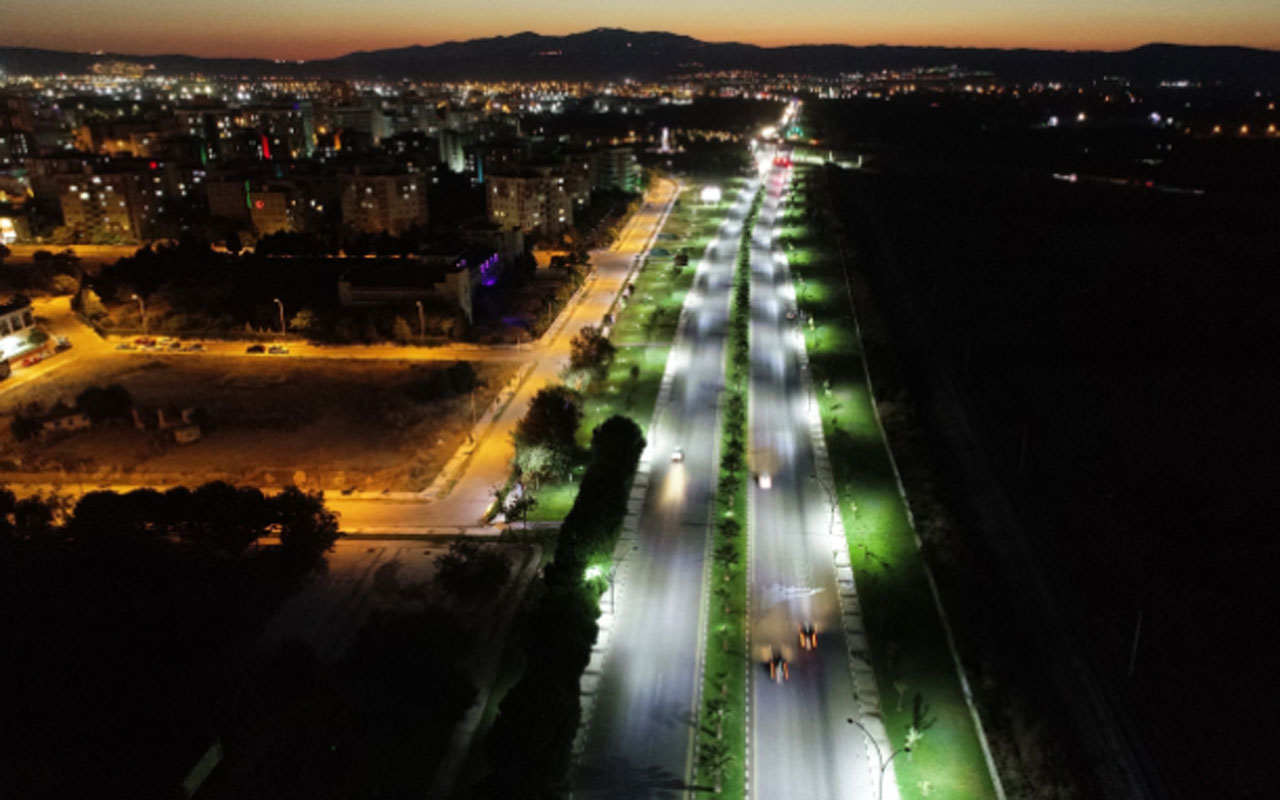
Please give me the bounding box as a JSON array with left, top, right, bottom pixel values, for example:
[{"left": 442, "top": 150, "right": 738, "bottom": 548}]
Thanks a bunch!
[
  {"left": 339, "top": 173, "right": 428, "bottom": 235},
  {"left": 486, "top": 168, "right": 574, "bottom": 236},
  {"left": 55, "top": 172, "right": 151, "bottom": 242}
]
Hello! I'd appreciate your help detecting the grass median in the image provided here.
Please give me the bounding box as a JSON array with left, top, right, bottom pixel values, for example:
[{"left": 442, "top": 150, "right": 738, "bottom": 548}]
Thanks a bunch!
[
  {"left": 785, "top": 166, "right": 998, "bottom": 800},
  {"left": 694, "top": 182, "right": 762, "bottom": 797}
]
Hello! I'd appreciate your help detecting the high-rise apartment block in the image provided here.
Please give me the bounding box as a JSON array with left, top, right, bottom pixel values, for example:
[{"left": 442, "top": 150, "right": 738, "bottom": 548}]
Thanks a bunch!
[
  {"left": 339, "top": 173, "right": 428, "bottom": 234},
  {"left": 486, "top": 167, "right": 574, "bottom": 236},
  {"left": 55, "top": 173, "right": 151, "bottom": 241}
]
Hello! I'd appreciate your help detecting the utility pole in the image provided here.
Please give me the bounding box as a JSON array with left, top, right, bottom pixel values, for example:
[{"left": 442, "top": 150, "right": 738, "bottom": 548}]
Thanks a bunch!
[
  {"left": 468, "top": 388, "right": 476, "bottom": 443},
  {"left": 415, "top": 300, "right": 426, "bottom": 340},
  {"left": 272, "top": 297, "right": 285, "bottom": 336},
  {"left": 131, "top": 293, "right": 147, "bottom": 333}
]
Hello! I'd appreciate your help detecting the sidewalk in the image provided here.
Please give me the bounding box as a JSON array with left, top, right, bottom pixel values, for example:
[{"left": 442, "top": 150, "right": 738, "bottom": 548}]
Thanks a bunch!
[{"left": 405, "top": 178, "right": 681, "bottom": 528}]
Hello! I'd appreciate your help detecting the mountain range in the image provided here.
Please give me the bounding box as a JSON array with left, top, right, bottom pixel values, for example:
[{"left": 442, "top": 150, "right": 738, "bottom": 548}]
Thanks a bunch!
[{"left": 3, "top": 28, "right": 1280, "bottom": 84}]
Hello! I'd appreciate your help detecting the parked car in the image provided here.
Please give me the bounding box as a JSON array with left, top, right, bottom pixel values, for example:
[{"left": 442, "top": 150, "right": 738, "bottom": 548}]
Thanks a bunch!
[
  {"left": 183, "top": 343, "right": 205, "bottom": 352},
  {"left": 54, "top": 337, "right": 73, "bottom": 351},
  {"left": 245, "top": 344, "right": 266, "bottom": 354},
  {"left": 167, "top": 341, "right": 183, "bottom": 350},
  {"left": 116, "top": 343, "right": 136, "bottom": 351},
  {"left": 268, "top": 345, "right": 289, "bottom": 355},
  {"left": 134, "top": 336, "right": 156, "bottom": 346}
]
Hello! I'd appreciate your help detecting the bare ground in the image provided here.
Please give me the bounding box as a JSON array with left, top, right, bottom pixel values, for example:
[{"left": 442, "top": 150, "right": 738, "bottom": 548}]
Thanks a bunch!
[{"left": 0, "top": 354, "right": 516, "bottom": 492}]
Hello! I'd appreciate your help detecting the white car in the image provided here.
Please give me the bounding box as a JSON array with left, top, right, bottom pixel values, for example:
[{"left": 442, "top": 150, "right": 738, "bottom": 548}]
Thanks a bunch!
[
  {"left": 758, "top": 472, "right": 773, "bottom": 490},
  {"left": 671, "top": 447, "right": 685, "bottom": 463}
]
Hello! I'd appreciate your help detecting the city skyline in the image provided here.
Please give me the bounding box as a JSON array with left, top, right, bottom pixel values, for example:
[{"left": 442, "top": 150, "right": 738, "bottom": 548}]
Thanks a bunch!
[{"left": 4, "top": 0, "right": 1280, "bottom": 61}]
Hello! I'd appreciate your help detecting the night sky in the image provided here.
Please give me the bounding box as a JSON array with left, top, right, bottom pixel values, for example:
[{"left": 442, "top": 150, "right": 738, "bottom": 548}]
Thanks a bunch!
[{"left": 4, "top": 0, "right": 1279, "bottom": 60}]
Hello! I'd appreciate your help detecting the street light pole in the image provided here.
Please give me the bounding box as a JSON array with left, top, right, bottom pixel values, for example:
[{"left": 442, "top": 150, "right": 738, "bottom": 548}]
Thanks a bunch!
[
  {"left": 131, "top": 293, "right": 146, "bottom": 334},
  {"left": 847, "top": 717, "right": 910, "bottom": 800},
  {"left": 415, "top": 300, "right": 426, "bottom": 340},
  {"left": 468, "top": 388, "right": 476, "bottom": 443},
  {"left": 272, "top": 298, "right": 286, "bottom": 336}
]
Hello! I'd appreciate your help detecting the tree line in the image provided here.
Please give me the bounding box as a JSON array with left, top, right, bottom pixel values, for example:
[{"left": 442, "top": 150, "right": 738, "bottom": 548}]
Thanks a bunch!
[{"left": 478, "top": 414, "right": 646, "bottom": 798}]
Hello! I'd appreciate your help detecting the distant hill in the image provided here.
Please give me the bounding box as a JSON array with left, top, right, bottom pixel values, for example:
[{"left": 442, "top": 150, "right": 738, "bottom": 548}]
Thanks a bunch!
[{"left": 3, "top": 29, "right": 1280, "bottom": 84}]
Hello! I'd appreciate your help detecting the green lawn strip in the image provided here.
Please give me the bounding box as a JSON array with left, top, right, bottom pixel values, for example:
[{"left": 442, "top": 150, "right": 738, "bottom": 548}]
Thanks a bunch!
[
  {"left": 789, "top": 169, "right": 997, "bottom": 799},
  {"left": 610, "top": 262, "right": 693, "bottom": 345},
  {"left": 524, "top": 480, "right": 578, "bottom": 522},
  {"left": 525, "top": 181, "right": 730, "bottom": 522},
  {"left": 694, "top": 183, "right": 763, "bottom": 797},
  {"left": 696, "top": 475, "right": 748, "bottom": 797}
]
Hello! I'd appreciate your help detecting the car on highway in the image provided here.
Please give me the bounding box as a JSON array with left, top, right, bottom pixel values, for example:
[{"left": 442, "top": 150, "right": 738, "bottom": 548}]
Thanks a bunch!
[
  {"left": 758, "top": 472, "right": 773, "bottom": 490},
  {"left": 115, "top": 342, "right": 136, "bottom": 351},
  {"left": 54, "top": 337, "right": 72, "bottom": 352},
  {"left": 167, "top": 341, "right": 183, "bottom": 350},
  {"left": 671, "top": 446, "right": 685, "bottom": 463},
  {"left": 767, "top": 648, "right": 790, "bottom": 683},
  {"left": 134, "top": 336, "right": 156, "bottom": 347},
  {"left": 183, "top": 343, "right": 204, "bottom": 352},
  {"left": 799, "top": 622, "right": 817, "bottom": 651},
  {"left": 245, "top": 344, "right": 266, "bottom": 354},
  {"left": 267, "top": 345, "right": 289, "bottom": 355}
]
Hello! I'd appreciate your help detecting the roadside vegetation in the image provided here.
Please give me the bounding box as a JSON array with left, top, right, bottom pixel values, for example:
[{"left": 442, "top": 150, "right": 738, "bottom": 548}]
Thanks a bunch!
[
  {"left": 694, "top": 182, "right": 762, "bottom": 797},
  {"left": 521, "top": 178, "right": 744, "bottom": 522},
  {"left": 0, "top": 482, "right": 339, "bottom": 797},
  {"left": 474, "top": 415, "right": 646, "bottom": 798}
]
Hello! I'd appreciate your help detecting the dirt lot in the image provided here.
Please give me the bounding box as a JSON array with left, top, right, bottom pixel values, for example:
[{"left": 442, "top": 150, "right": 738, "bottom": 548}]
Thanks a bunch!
[{"left": 0, "top": 354, "right": 516, "bottom": 492}]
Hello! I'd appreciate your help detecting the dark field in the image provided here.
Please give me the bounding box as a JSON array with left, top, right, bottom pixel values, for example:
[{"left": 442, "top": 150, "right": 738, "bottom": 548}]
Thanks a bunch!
[{"left": 812, "top": 92, "right": 1279, "bottom": 798}]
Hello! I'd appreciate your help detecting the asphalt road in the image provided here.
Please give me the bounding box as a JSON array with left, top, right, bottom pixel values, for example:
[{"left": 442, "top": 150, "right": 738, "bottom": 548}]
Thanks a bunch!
[
  {"left": 574, "top": 180, "right": 760, "bottom": 798},
  {"left": 748, "top": 161, "right": 873, "bottom": 799}
]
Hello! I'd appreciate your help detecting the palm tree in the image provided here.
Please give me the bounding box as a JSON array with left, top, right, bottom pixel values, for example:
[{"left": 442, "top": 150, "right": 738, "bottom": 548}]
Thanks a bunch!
[
  {"left": 712, "top": 541, "right": 739, "bottom": 576},
  {"left": 698, "top": 739, "right": 733, "bottom": 793}
]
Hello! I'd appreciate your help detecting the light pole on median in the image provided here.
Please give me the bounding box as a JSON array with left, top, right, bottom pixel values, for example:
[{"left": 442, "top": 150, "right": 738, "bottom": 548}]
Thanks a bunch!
[
  {"left": 415, "top": 300, "right": 426, "bottom": 341},
  {"left": 272, "top": 297, "right": 285, "bottom": 336},
  {"left": 847, "top": 717, "right": 911, "bottom": 800},
  {"left": 131, "top": 293, "right": 146, "bottom": 333}
]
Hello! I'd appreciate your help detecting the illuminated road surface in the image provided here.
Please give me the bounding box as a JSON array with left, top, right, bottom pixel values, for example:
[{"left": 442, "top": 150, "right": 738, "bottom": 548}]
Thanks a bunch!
[
  {"left": 574, "top": 181, "right": 759, "bottom": 797},
  {"left": 748, "top": 162, "right": 874, "bottom": 799}
]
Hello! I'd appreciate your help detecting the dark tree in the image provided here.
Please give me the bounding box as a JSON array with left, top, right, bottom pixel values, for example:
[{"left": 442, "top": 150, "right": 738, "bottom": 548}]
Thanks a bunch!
[
  {"left": 272, "top": 485, "right": 340, "bottom": 562},
  {"left": 569, "top": 325, "right": 616, "bottom": 380},
  {"left": 187, "top": 481, "right": 270, "bottom": 554},
  {"left": 513, "top": 385, "right": 583, "bottom": 457},
  {"left": 0, "top": 485, "right": 16, "bottom": 539},
  {"left": 13, "top": 495, "right": 54, "bottom": 538}
]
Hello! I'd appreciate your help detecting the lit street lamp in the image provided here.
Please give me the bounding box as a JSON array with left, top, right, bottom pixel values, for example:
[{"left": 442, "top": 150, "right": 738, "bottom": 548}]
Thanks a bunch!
[
  {"left": 131, "top": 293, "right": 147, "bottom": 333},
  {"left": 848, "top": 717, "right": 911, "bottom": 800},
  {"left": 585, "top": 564, "right": 618, "bottom": 611},
  {"left": 415, "top": 300, "right": 426, "bottom": 340},
  {"left": 272, "top": 298, "right": 286, "bottom": 336}
]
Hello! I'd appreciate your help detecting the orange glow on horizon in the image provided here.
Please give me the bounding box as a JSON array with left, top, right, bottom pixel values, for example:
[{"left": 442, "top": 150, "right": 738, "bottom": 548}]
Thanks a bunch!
[{"left": 4, "top": 2, "right": 1279, "bottom": 61}]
